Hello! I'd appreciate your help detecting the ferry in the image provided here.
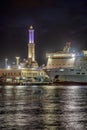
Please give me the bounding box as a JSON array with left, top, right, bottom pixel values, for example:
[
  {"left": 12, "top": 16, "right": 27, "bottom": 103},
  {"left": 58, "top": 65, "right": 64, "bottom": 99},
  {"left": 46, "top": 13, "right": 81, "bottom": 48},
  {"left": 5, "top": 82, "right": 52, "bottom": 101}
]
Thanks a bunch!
[{"left": 46, "top": 42, "right": 87, "bottom": 84}]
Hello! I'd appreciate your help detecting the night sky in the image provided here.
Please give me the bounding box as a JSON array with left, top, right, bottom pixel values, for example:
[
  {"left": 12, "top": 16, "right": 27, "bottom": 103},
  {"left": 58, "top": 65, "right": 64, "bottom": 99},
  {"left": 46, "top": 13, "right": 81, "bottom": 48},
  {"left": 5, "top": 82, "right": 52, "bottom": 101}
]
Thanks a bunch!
[{"left": 1, "top": 0, "right": 87, "bottom": 66}]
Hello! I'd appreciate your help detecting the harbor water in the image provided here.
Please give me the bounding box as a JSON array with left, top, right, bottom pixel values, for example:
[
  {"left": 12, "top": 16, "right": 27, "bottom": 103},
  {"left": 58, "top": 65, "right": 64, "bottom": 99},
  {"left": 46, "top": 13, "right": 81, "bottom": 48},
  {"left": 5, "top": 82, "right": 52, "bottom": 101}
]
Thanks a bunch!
[{"left": 0, "top": 85, "right": 87, "bottom": 130}]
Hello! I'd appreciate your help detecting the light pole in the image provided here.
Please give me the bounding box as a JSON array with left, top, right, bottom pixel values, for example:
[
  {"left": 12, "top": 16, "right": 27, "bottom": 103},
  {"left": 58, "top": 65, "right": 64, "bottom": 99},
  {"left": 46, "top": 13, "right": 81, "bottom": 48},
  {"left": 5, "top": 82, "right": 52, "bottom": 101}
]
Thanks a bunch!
[
  {"left": 5, "top": 58, "right": 8, "bottom": 68},
  {"left": 16, "top": 57, "right": 20, "bottom": 67}
]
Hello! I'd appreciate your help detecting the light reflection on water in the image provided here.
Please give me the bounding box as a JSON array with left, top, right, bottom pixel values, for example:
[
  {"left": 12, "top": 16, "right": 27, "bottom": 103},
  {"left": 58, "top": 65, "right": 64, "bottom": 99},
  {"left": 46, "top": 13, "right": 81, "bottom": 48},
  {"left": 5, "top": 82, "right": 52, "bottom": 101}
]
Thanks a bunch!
[{"left": 0, "top": 85, "right": 87, "bottom": 130}]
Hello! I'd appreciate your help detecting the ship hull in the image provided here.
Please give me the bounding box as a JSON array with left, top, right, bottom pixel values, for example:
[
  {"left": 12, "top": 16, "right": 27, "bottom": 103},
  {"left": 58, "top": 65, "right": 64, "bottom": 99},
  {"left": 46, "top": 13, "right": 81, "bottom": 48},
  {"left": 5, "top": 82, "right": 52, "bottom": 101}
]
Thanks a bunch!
[
  {"left": 58, "top": 75, "right": 87, "bottom": 83},
  {"left": 46, "top": 69, "right": 87, "bottom": 84},
  {"left": 53, "top": 81, "right": 87, "bottom": 85}
]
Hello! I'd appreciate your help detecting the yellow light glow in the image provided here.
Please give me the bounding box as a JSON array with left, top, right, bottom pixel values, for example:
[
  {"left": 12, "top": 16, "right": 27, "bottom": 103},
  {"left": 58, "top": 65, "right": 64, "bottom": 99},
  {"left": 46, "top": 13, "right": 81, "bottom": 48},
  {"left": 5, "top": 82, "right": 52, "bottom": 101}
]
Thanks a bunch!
[
  {"left": 72, "top": 54, "right": 75, "bottom": 57},
  {"left": 7, "top": 65, "right": 11, "bottom": 69},
  {"left": 18, "top": 66, "right": 21, "bottom": 69},
  {"left": 30, "top": 25, "right": 33, "bottom": 29}
]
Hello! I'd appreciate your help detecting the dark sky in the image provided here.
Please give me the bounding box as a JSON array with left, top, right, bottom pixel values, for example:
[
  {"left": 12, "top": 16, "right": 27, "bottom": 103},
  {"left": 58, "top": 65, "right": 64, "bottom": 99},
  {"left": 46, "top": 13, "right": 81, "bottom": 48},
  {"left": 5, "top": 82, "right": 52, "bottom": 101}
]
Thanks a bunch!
[{"left": 1, "top": 0, "right": 87, "bottom": 66}]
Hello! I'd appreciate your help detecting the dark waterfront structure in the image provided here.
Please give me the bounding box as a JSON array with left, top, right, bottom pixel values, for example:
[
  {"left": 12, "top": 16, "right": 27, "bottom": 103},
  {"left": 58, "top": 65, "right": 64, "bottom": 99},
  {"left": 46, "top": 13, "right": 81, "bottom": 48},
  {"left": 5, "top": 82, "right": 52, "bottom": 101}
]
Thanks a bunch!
[{"left": 0, "top": 26, "right": 48, "bottom": 84}]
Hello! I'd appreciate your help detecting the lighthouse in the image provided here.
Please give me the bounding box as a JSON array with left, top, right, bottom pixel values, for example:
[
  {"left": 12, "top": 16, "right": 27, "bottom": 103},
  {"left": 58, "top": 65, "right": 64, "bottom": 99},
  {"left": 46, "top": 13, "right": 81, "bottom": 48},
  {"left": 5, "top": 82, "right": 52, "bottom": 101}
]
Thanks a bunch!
[{"left": 28, "top": 26, "right": 35, "bottom": 61}]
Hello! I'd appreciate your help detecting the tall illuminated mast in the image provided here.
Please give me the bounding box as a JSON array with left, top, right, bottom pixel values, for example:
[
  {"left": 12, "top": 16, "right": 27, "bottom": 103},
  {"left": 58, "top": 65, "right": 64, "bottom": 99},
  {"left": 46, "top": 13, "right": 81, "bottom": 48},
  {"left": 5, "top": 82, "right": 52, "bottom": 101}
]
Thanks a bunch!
[{"left": 28, "top": 26, "right": 35, "bottom": 61}]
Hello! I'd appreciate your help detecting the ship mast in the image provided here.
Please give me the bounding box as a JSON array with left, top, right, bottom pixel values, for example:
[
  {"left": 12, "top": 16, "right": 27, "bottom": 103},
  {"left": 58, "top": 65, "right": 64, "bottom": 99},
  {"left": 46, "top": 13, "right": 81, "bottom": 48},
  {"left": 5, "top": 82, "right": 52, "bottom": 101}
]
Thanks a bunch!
[{"left": 63, "top": 42, "right": 71, "bottom": 53}]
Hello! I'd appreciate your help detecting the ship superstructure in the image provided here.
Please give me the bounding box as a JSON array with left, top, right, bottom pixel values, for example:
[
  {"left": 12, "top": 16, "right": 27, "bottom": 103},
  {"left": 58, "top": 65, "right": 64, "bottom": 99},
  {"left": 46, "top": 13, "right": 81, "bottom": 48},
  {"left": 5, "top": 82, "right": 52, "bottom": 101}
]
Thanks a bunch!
[{"left": 46, "top": 42, "right": 87, "bottom": 83}]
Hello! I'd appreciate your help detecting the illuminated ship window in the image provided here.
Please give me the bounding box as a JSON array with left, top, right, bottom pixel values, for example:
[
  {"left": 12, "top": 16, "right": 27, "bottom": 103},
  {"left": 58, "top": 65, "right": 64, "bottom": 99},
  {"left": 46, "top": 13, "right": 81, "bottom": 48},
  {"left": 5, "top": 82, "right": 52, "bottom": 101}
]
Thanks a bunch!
[{"left": 59, "top": 69, "right": 64, "bottom": 71}]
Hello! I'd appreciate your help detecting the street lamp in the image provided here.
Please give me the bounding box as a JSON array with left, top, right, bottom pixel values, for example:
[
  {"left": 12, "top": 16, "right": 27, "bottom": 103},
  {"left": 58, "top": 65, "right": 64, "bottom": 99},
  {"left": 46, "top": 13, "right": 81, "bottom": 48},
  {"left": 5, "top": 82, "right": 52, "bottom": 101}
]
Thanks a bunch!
[{"left": 5, "top": 58, "right": 8, "bottom": 68}]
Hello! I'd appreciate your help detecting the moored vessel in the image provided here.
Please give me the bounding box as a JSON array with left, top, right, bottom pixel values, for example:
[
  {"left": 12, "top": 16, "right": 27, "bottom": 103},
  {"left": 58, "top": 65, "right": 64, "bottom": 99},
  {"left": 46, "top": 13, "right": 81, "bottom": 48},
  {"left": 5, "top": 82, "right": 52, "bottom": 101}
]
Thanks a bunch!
[{"left": 45, "top": 42, "right": 87, "bottom": 84}]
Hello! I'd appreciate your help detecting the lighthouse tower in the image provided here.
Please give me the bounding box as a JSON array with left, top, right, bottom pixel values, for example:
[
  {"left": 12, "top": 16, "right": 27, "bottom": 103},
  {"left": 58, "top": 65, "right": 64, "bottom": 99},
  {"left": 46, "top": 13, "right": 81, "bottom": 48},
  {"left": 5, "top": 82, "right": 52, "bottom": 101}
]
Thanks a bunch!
[
  {"left": 28, "top": 26, "right": 38, "bottom": 68},
  {"left": 28, "top": 26, "right": 35, "bottom": 61}
]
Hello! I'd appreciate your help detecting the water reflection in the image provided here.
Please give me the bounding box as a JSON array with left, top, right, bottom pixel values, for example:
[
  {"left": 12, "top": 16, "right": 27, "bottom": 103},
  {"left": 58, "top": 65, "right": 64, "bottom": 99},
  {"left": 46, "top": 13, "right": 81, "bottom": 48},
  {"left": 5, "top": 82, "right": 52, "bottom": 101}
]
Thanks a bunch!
[{"left": 0, "top": 85, "right": 87, "bottom": 130}]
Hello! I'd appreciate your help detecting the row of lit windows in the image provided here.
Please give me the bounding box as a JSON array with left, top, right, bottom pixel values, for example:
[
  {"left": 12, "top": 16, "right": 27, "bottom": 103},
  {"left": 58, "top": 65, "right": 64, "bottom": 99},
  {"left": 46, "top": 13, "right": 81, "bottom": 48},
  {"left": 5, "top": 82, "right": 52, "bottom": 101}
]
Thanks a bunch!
[
  {"left": 0, "top": 72, "right": 44, "bottom": 75},
  {"left": 21, "top": 72, "right": 44, "bottom": 75},
  {"left": 0, "top": 72, "right": 44, "bottom": 77},
  {"left": 52, "top": 57, "right": 72, "bottom": 59},
  {"left": 55, "top": 69, "right": 86, "bottom": 75},
  {"left": 55, "top": 72, "right": 85, "bottom": 75},
  {"left": 0, "top": 72, "right": 21, "bottom": 76},
  {"left": 22, "top": 73, "right": 37, "bottom": 77}
]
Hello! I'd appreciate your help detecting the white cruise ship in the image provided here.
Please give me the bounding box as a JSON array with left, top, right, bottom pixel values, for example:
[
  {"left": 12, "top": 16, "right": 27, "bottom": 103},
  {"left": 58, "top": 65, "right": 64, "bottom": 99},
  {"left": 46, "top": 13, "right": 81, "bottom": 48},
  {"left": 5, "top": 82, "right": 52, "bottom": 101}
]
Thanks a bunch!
[{"left": 46, "top": 42, "right": 87, "bottom": 84}]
